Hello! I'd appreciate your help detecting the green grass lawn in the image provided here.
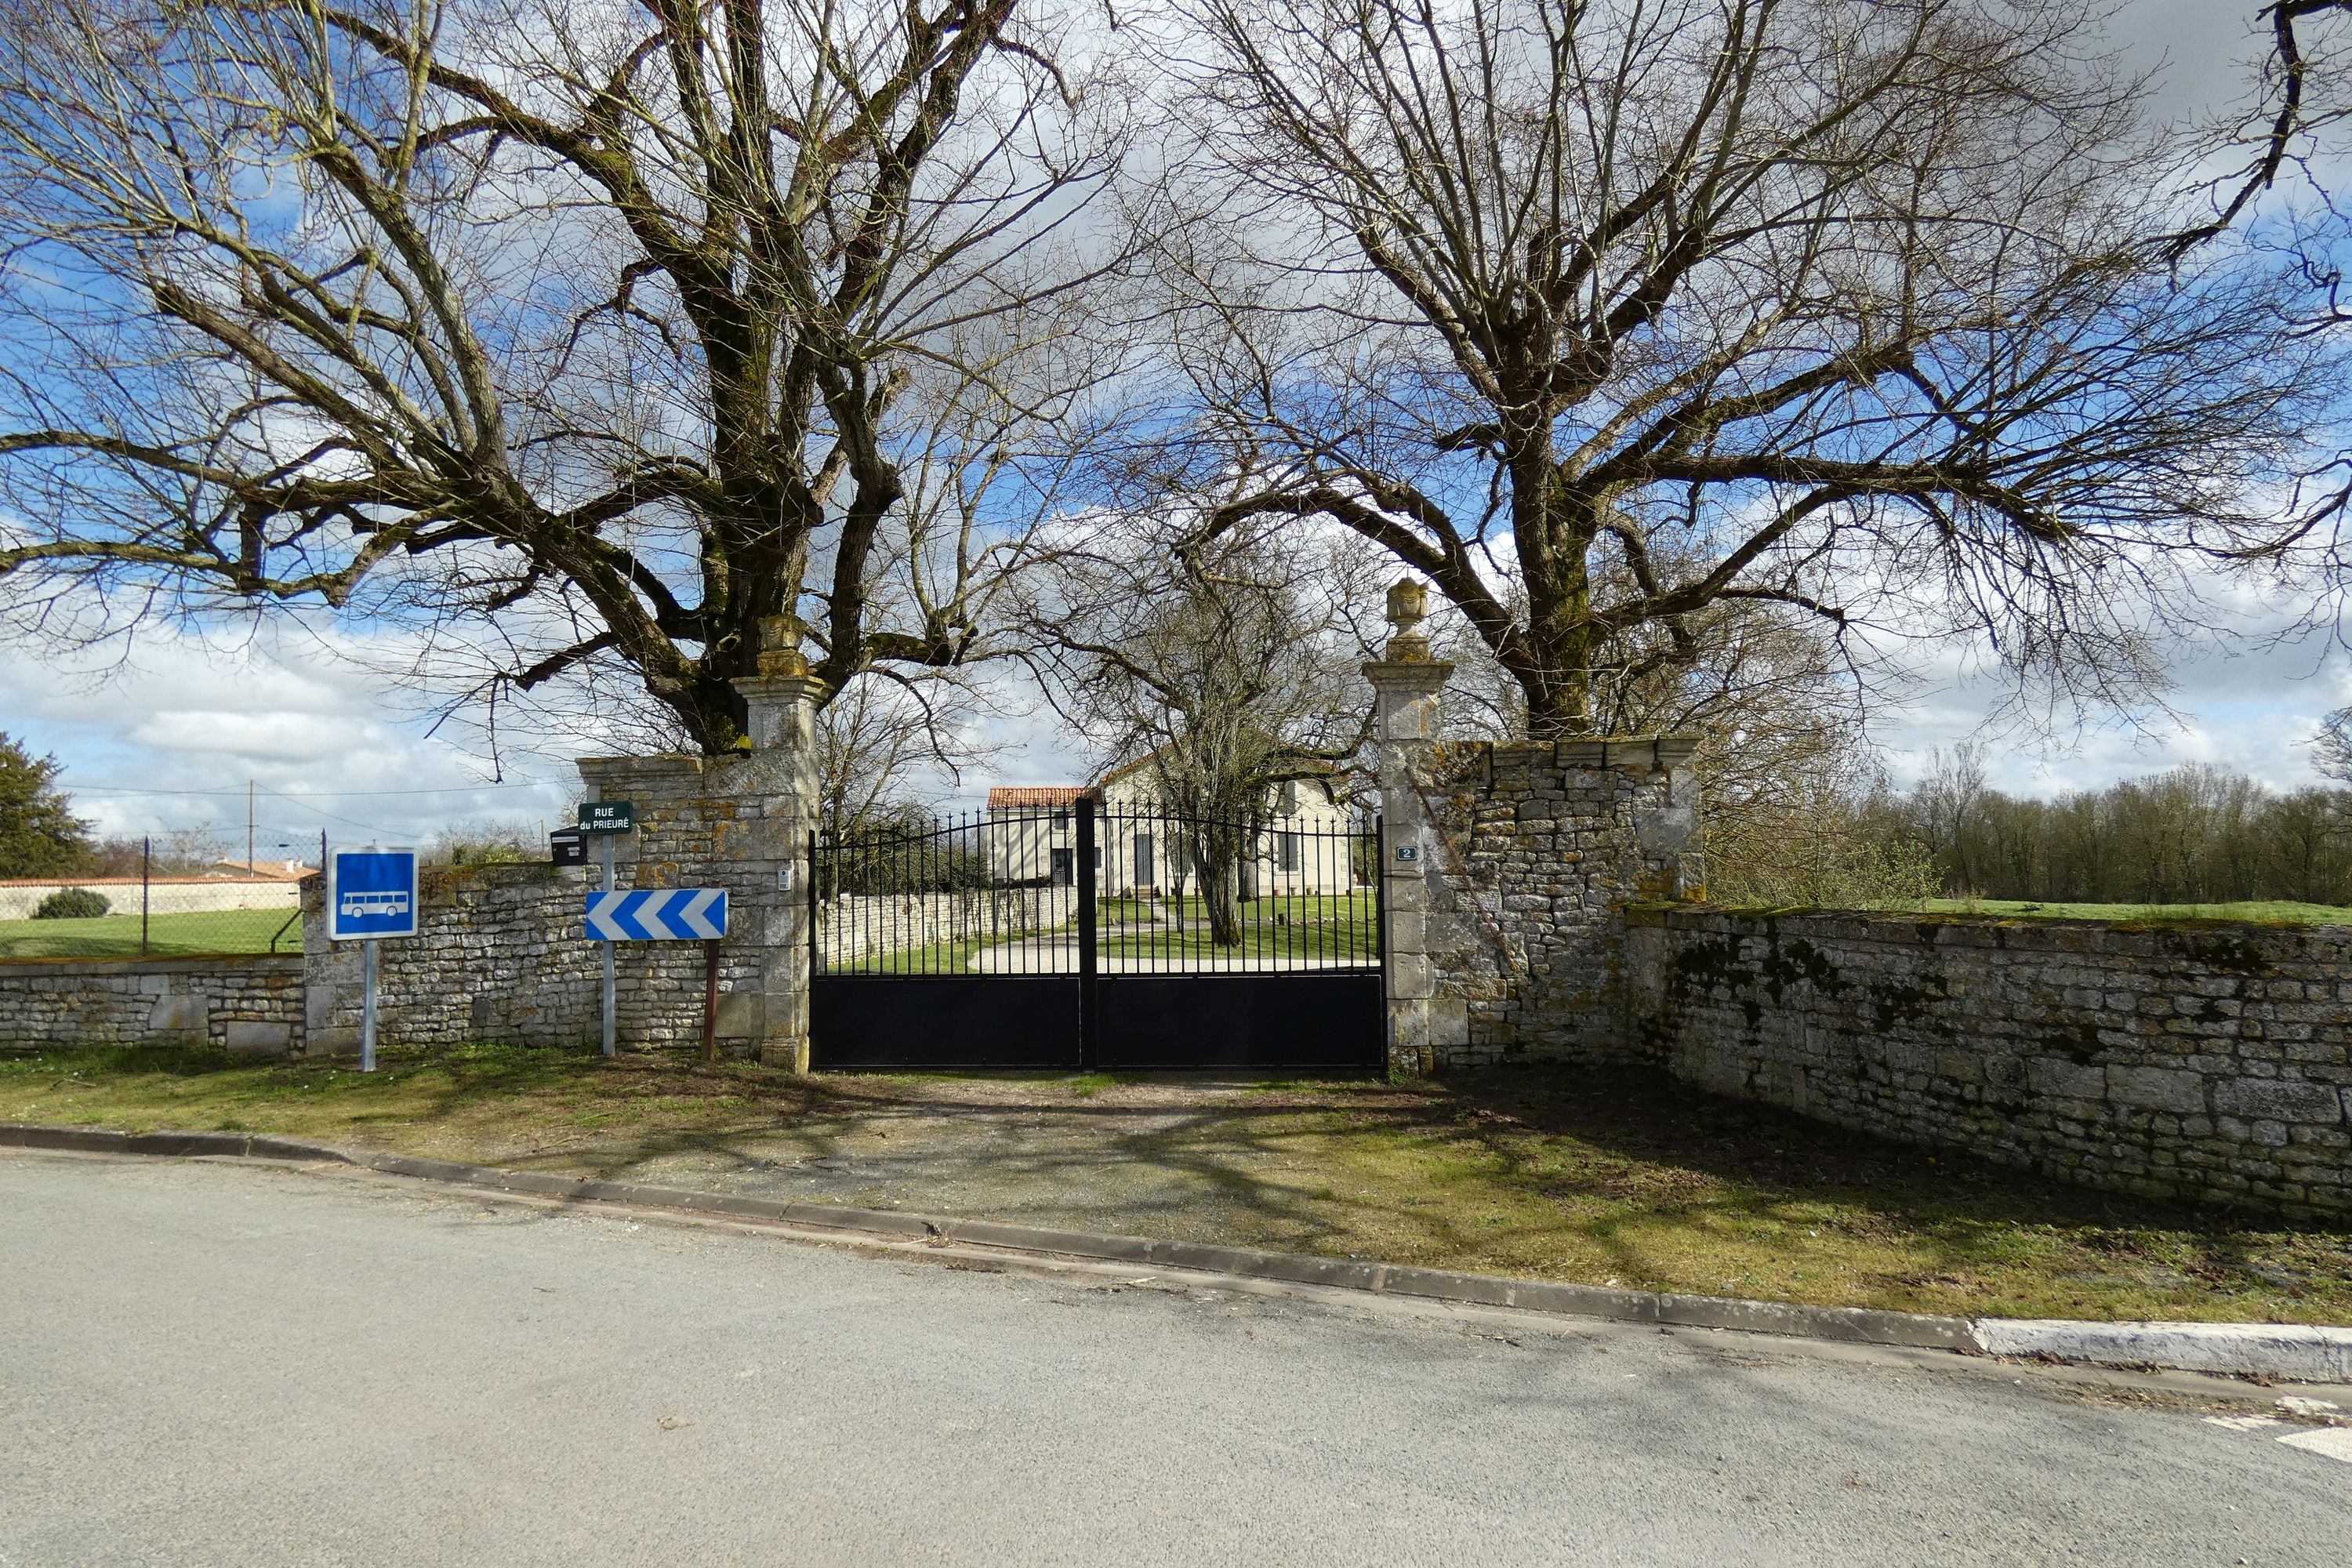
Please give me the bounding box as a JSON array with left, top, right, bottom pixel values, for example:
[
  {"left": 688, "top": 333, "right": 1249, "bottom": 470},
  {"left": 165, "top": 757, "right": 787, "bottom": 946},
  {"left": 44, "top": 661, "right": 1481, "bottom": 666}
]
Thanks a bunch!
[
  {"left": 1096, "top": 921, "right": 1376, "bottom": 961},
  {"left": 1098, "top": 892, "right": 1373, "bottom": 922},
  {"left": 0, "top": 908, "right": 302, "bottom": 960},
  {"left": 5, "top": 1046, "right": 2343, "bottom": 1325},
  {"left": 1865, "top": 898, "right": 2352, "bottom": 926},
  {"left": 829, "top": 891, "right": 1380, "bottom": 971}
]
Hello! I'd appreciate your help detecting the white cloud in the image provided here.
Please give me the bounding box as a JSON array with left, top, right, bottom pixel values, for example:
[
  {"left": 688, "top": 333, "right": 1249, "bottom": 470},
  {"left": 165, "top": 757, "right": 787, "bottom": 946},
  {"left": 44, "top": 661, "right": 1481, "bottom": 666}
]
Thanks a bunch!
[
  {"left": 0, "top": 615, "right": 573, "bottom": 850},
  {"left": 1872, "top": 607, "right": 2352, "bottom": 797}
]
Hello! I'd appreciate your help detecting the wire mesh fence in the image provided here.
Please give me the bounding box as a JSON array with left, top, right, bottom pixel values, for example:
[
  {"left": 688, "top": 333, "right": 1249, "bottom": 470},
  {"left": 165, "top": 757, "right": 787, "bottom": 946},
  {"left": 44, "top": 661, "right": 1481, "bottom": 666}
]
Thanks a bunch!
[
  {"left": 815, "top": 807, "right": 1380, "bottom": 975},
  {"left": 0, "top": 832, "right": 319, "bottom": 960}
]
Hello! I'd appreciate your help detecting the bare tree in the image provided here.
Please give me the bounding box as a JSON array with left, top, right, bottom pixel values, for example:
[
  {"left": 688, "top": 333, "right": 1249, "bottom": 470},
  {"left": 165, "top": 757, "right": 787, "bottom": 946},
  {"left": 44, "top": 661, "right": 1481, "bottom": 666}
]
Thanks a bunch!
[
  {"left": 2169, "top": 2, "right": 2352, "bottom": 255},
  {"left": 0, "top": 0, "right": 1147, "bottom": 753},
  {"left": 1149, "top": 0, "right": 2329, "bottom": 740},
  {"left": 2161, "top": 5, "right": 2352, "bottom": 764},
  {"left": 815, "top": 670, "right": 998, "bottom": 842},
  {"left": 1027, "top": 506, "right": 1376, "bottom": 942}
]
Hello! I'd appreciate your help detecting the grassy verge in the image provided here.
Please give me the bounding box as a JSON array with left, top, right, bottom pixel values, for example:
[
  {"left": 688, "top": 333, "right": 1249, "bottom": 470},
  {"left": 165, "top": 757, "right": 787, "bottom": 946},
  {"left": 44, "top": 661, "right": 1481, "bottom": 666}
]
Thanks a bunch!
[
  {"left": 1851, "top": 898, "right": 2352, "bottom": 927},
  {"left": 4, "top": 1045, "right": 2345, "bottom": 1325},
  {"left": 0, "top": 908, "right": 302, "bottom": 960}
]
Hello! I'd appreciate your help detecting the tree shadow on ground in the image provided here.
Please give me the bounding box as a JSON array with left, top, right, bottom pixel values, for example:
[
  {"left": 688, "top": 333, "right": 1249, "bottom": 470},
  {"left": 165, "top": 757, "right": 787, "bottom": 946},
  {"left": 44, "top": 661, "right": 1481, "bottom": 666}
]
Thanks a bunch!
[
  {"left": 16, "top": 1043, "right": 2345, "bottom": 1318},
  {"left": 1417, "top": 1063, "right": 2352, "bottom": 1310}
]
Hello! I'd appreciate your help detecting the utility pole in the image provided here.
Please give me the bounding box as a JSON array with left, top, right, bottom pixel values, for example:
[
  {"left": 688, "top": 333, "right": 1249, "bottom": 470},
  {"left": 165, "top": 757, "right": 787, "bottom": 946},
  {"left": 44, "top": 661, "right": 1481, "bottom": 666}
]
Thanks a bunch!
[{"left": 247, "top": 779, "right": 256, "bottom": 873}]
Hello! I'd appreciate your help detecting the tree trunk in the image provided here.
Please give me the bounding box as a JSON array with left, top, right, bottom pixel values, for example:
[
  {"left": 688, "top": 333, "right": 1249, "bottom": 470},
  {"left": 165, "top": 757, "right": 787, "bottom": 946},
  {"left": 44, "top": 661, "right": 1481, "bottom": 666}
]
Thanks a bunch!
[{"left": 1190, "top": 825, "right": 1246, "bottom": 947}]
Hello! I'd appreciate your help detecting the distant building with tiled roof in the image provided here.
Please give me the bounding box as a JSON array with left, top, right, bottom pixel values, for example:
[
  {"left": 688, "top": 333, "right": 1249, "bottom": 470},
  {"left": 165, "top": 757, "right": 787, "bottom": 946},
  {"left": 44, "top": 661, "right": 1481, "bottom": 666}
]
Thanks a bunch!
[
  {"left": 980, "top": 761, "right": 1355, "bottom": 895},
  {"left": 983, "top": 786, "right": 1098, "bottom": 809}
]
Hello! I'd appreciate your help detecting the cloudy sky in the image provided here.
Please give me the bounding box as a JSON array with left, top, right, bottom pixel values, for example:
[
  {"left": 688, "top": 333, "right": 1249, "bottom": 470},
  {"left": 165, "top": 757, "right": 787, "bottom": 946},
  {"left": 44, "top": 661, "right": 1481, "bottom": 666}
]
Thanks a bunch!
[{"left": 0, "top": 0, "right": 2339, "bottom": 849}]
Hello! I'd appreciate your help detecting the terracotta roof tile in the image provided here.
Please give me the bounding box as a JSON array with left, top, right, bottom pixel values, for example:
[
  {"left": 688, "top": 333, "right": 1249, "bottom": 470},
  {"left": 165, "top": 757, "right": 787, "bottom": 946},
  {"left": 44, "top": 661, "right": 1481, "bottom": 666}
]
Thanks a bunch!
[{"left": 985, "top": 786, "right": 1097, "bottom": 808}]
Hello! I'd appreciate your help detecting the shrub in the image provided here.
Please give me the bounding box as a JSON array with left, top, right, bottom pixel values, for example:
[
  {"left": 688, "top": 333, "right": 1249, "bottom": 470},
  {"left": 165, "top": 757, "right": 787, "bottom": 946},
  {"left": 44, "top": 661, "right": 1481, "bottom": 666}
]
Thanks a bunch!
[
  {"left": 1704, "top": 798, "right": 1940, "bottom": 911},
  {"left": 33, "top": 886, "right": 109, "bottom": 920}
]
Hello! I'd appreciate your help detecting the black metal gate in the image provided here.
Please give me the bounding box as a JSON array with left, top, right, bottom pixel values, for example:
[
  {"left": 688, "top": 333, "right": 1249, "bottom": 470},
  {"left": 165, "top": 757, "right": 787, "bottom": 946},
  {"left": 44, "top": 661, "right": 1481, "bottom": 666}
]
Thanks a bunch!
[{"left": 811, "top": 800, "right": 1383, "bottom": 1071}]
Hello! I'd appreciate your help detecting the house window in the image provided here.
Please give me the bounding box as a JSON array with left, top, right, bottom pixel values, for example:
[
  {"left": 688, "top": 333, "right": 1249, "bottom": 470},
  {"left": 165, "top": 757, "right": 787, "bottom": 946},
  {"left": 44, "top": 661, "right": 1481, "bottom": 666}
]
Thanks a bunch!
[
  {"left": 1279, "top": 833, "right": 1301, "bottom": 872},
  {"left": 1134, "top": 835, "right": 1155, "bottom": 886},
  {"left": 1050, "top": 847, "right": 1073, "bottom": 885},
  {"left": 1051, "top": 809, "right": 1069, "bottom": 828}
]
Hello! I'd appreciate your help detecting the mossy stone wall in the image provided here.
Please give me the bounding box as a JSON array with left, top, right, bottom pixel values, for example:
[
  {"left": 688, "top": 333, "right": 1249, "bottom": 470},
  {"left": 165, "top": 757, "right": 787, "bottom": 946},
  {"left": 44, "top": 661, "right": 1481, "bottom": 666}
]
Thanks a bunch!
[{"left": 1624, "top": 907, "right": 2352, "bottom": 1218}]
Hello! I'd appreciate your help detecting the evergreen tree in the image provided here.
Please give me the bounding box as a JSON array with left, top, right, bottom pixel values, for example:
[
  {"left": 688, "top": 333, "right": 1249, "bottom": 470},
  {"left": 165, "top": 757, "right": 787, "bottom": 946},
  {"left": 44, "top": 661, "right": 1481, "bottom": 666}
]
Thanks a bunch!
[{"left": 0, "top": 732, "right": 90, "bottom": 877}]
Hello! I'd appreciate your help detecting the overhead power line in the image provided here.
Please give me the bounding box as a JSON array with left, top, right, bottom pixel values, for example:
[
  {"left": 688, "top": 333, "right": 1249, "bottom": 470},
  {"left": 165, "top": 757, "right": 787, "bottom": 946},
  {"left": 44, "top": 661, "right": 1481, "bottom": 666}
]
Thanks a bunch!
[{"left": 64, "top": 781, "right": 559, "bottom": 798}]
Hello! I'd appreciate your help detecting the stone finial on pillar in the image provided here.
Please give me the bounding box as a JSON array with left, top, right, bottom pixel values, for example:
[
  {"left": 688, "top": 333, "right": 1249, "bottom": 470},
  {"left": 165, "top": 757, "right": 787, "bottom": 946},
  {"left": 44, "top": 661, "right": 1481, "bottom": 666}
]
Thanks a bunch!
[
  {"left": 1364, "top": 577, "right": 1452, "bottom": 744},
  {"left": 728, "top": 612, "right": 830, "bottom": 1072},
  {"left": 735, "top": 613, "right": 825, "bottom": 753},
  {"left": 1382, "top": 578, "right": 1432, "bottom": 662},
  {"left": 1364, "top": 579, "right": 1456, "bottom": 1076}
]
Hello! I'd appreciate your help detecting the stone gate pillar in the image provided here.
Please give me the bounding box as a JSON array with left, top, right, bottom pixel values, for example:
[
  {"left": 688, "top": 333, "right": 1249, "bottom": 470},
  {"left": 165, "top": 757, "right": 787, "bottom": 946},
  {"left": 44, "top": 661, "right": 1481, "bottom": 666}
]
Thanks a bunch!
[
  {"left": 1363, "top": 580, "right": 1454, "bottom": 1076},
  {"left": 730, "top": 615, "right": 829, "bottom": 1071}
]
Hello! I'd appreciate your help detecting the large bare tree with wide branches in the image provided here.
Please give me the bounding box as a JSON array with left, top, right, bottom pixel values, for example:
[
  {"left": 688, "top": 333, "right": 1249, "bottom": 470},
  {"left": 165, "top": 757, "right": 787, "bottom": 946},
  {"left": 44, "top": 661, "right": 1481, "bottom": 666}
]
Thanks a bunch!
[
  {"left": 1152, "top": 0, "right": 2335, "bottom": 739},
  {"left": 0, "top": 0, "right": 1144, "bottom": 753}
]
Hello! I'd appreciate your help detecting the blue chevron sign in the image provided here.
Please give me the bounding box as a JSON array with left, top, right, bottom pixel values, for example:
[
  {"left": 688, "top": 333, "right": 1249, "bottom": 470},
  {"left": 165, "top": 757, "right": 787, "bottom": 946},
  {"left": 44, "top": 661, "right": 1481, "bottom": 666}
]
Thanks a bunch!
[{"left": 585, "top": 888, "right": 728, "bottom": 941}]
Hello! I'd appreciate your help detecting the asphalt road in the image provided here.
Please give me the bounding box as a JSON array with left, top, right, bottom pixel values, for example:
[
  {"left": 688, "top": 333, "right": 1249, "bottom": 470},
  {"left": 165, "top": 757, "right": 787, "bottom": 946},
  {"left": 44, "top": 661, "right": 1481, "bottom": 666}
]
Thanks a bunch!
[{"left": 1, "top": 1152, "right": 2344, "bottom": 1567}]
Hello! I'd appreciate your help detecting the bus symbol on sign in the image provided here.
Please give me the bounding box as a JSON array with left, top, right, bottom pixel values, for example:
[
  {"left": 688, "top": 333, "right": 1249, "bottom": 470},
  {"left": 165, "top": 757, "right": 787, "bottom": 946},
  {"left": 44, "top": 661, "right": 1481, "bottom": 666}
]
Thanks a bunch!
[
  {"left": 328, "top": 849, "right": 420, "bottom": 942},
  {"left": 339, "top": 888, "right": 411, "bottom": 920}
]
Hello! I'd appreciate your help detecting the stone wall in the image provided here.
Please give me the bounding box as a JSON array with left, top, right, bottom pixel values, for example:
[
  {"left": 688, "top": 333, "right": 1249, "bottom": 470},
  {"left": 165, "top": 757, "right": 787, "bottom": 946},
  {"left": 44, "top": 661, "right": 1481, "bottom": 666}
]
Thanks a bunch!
[
  {"left": 0, "top": 955, "right": 305, "bottom": 1053},
  {"left": 301, "top": 758, "right": 801, "bottom": 1052},
  {"left": 818, "top": 888, "right": 1078, "bottom": 967},
  {"left": 1396, "top": 737, "right": 1701, "bottom": 1071},
  {"left": 1625, "top": 907, "right": 2352, "bottom": 1219},
  {"left": 301, "top": 863, "right": 599, "bottom": 1051},
  {"left": 576, "top": 750, "right": 811, "bottom": 1054},
  {"left": 298, "top": 620, "right": 823, "bottom": 1063}
]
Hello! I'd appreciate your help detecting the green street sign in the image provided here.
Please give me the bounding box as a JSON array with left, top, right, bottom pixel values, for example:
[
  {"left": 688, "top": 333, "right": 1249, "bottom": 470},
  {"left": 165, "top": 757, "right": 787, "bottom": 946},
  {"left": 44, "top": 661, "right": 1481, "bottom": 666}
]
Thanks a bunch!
[{"left": 579, "top": 800, "right": 636, "bottom": 834}]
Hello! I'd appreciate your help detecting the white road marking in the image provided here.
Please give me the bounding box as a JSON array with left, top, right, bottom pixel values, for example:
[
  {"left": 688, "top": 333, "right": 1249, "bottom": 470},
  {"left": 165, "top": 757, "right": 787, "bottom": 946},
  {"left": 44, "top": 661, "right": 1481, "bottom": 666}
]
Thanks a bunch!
[
  {"left": 2204, "top": 1415, "right": 2285, "bottom": 1432},
  {"left": 2276, "top": 1427, "right": 2352, "bottom": 1465}
]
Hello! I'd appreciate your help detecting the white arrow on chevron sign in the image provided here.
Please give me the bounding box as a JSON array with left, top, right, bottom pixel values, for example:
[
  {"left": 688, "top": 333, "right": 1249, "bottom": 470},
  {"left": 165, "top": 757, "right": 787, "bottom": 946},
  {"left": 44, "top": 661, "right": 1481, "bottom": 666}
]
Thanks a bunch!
[
  {"left": 584, "top": 888, "right": 728, "bottom": 940},
  {"left": 675, "top": 887, "right": 725, "bottom": 938},
  {"left": 586, "top": 893, "right": 631, "bottom": 941}
]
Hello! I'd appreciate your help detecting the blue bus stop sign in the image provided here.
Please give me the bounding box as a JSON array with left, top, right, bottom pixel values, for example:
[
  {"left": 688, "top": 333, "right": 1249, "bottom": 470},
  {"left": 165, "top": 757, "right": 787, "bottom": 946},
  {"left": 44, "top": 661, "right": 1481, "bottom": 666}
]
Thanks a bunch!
[{"left": 328, "top": 848, "right": 419, "bottom": 942}]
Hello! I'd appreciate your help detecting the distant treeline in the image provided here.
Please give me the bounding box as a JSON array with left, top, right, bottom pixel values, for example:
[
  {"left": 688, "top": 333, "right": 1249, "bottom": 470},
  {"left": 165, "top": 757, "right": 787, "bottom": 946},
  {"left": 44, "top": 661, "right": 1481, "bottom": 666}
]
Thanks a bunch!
[{"left": 1882, "top": 757, "right": 2352, "bottom": 907}]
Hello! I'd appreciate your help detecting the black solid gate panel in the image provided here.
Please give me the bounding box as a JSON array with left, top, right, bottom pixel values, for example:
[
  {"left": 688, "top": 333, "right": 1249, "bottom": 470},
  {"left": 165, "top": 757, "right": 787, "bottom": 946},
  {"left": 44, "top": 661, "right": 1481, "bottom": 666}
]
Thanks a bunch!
[
  {"left": 1096, "top": 973, "right": 1384, "bottom": 1070},
  {"left": 811, "top": 976, "right": 1081, "bottom": 1069}
]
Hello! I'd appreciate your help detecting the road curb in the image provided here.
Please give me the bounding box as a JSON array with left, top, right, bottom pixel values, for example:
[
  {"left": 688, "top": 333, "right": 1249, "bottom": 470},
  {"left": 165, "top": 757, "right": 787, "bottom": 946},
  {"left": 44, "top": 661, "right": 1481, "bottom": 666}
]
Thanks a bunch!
[
  {"left": 8, "top": 1120, "right": 2345, "bottom": 1380},
  {"left": 0, "top": 1123, "right": 358, "bottom": 1164},
  {"left": 1973, "top": 1318, "right": 2352, "bottom": 1385}
]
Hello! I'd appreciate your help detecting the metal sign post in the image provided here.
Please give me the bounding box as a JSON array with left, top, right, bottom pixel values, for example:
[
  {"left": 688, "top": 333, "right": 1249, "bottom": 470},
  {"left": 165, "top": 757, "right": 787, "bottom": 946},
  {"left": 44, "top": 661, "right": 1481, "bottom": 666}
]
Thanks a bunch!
[
  {"left": 577, "top": 803, "right": 635, "bottom": 1059},
  {"left": 583, "top": 886, "right": 729, "bottom": 1058},
  {"left": 361, "top": 940, "right": 379, "bottom": 1073},
  {"left": 702, "top": 940, "right": 721, "bottom": 1063},
  {"left": 326, "top": 846, "right": 419, "bottom": 1073},
  {"left": 599, "top": 834, "right": 616, "bottom": 1057}
]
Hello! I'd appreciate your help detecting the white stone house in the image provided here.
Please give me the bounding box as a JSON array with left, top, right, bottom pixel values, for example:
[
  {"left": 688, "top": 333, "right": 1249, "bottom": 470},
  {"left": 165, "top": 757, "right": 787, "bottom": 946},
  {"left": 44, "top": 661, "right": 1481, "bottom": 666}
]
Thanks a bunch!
[
  {"left": 984, "top": 762, "right": 1359, "bottom": 896},
  {"left": 980, "top": 786, "right": 1094, "bottom": 888}
]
